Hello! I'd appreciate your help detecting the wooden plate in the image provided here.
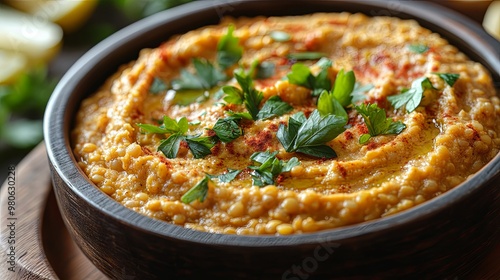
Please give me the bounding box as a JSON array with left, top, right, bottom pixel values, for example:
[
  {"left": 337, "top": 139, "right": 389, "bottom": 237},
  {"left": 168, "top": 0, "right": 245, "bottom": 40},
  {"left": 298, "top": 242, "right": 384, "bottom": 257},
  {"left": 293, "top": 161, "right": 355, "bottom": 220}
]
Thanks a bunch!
[
  {"left": 0, "top": 143, "right": 106, "bottom": 279},
  {"left": 0, "top": 143, "right": 498, "bottom": 279}
]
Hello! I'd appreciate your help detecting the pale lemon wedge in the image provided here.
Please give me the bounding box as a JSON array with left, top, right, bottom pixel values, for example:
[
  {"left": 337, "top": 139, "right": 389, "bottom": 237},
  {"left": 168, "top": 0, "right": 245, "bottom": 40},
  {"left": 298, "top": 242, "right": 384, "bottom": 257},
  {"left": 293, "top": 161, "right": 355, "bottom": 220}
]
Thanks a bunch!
[
  {"left": 4, "top": 0, "right": 98, "bottom": 33},
  {"left": 0, "top": 49, "right": 28, "bottom": 85},
  {"left": 483, "top": 1, "right": 500, "bottom": 40},
  {"left": 0, "top": 6, "right": 63, "bottom": 64}
]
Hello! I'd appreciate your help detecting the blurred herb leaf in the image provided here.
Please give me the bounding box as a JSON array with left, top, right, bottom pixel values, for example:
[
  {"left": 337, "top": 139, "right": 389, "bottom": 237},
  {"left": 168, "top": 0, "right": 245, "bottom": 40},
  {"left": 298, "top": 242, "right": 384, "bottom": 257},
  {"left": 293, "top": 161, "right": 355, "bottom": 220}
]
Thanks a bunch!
[
  {"left": 408, "top": 44, "right": 429, "bottom": 54},
  {"left": 0, "top": 67, "right": 56, "bottom": 149}
]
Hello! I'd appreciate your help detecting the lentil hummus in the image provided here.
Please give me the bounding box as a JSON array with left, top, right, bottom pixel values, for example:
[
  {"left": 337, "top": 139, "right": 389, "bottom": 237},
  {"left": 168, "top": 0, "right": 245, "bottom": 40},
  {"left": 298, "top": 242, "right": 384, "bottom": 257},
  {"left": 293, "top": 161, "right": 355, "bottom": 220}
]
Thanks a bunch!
[{"left": 72, "top": 13, "right": 499, "bottom": 235}]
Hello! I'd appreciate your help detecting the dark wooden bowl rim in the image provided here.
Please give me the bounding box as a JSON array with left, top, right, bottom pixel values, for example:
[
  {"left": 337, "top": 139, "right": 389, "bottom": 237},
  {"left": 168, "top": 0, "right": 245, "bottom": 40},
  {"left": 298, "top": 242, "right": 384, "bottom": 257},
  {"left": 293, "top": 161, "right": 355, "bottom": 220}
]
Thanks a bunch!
[{"left": 44, "top": 0, "right": 500, "bottom": 247}]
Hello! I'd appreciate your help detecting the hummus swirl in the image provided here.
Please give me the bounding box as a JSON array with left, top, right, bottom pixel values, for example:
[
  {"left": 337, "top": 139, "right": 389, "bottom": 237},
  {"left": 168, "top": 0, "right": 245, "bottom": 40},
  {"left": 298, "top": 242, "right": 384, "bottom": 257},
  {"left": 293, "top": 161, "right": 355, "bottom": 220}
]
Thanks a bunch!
[{"left": 72, "top": 13, "right": 500, "bottom": 234}]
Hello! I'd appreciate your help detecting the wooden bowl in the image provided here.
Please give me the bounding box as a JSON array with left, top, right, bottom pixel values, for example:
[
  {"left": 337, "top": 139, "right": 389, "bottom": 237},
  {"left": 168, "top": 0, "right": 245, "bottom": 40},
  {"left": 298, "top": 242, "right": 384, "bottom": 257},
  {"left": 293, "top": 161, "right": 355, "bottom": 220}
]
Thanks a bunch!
[{"left": 44, "top": 1, "right": 500, "bottom": 279}]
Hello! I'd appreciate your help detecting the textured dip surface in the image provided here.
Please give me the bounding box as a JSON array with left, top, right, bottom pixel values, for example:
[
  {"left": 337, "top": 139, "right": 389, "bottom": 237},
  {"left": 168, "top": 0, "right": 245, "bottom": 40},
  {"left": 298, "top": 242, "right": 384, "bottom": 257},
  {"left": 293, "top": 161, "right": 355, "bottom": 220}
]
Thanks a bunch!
[{"left": 72, "top": 13, "right": 500, "bottom": 235}]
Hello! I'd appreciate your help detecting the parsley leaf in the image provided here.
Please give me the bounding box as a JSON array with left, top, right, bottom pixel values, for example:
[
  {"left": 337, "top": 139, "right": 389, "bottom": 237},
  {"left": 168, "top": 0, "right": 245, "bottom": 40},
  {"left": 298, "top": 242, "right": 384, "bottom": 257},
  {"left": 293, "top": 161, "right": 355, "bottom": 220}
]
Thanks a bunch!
[
  {"left": 432, "top": 72, "right": 460, "bottom": 87},
  {"left": 354, "top": 103, "right": 406, "bottom": 144},
  {"left": 294, "top": 110, "right": 346, "bottom": 152},
  {"left": 227, "top": 110, "right": 253, "bottom": 120},
  {"left": 351, "top": 82, "right": 374, "bottom": 103},
  {"left": 315, "top": 68, "right": 356, "bottom": 118},
  {"left": 317, "top": 90, "right": 348, "bottom": 119},
  {"left": 138, "top": 116, "right": 214, "bottom": 159},
  {"left": 287, "top": 58, "right": 333, "bottom": 96},
  {"left": 224, "top": 67, "right": 292, "bottom": 120},
  {"left": 257, "top": 96, "right": 293, "bottom": 120},
  {"left": 137, "top": 116, "right": 188, "bottom": 134},
  {"left": 185, "top": 135, "right": 216, "bottom": 159},
  {"left": 208, "top": 169, "right": 242, "bottom": 183},
  {"left": 217, "top": 24, "right": 243, "bottom": 69},
  {"left": 149, "top": 77, "right": 168, "bottom": 94},
  {"left": 223, "top": 69, "right": 264, "bottom": 120},
  {"left": 181, "top": 175, "right": 211, "bottom": 204},
  {"left": 158, "top": 133, "right": 184, "bottom": 158},
  {"left": 331, "top": 69, "right": 355, "bottom": 107},
  {"left": 408, "top": 44, "right": 429, "bottom": 54},
  {"left": 212, "top": 117, "right": 243, "bottom": 142},
  {"left": 387, "top": 77, "right": 435, "bottom": 113},
  {"left": 248, "top": 151, "right": 300, "bottom": 187},
  {"left": 287, "top": 63, "right": 315, "bottom": 87},
  {"left": 287, "top": 52, "right": 327, "bottom": 60},
  {"left": 277, "top": 110, "right": 346, "bottom": 158},
  {"left": 222, "top": 85, "right": 244, "bottom": 104},
  {"left": 172, "top": 58, "right": 227, "bottom": 90},
  {"left": 276, "top": 112, "right": 304, "bottom": 152},
  {"left": 243, "top": 87, "right": 263, "bottom": 120}
]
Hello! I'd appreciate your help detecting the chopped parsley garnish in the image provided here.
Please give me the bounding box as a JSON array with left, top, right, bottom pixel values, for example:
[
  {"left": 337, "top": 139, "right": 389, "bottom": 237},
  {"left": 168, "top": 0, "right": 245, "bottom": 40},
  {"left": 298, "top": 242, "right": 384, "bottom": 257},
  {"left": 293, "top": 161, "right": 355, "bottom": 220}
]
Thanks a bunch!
[
  {"left": 256, "top": 96, "right": 293, "bottom": 120},
  {"left": 171, "top": 58, "right": 227, "bottom": 91},
  {"left": 158, "top": 133, "right": 184, "bottom": 158},
  {"left": 184, "top": 135, "right": 216, "bottom": 158},
  {"left": 223, "top": 69, "right": 292, "bottom": 120},
  {"left": 212, "top": 117, "right": 243, "bottom": 143},
  {"left": 149, "top": 77, "right": 168, "bottom": 94},
  {"left": 181, "top": 175, "right": 211, "bottom": 204},
  {"left": 138, "top": 116, "right": 215, "bottom": 159},
  {"left": 387, "top": 76, "right": 435, "bottom": 113},
  {"left": 227, "top": 110, "right": 253, "bottom": 120},
  {"left": 287, "top": 58, "right": 333, "bottom": 96},
  {"left": 354, "top": 103, "right": 406, "bottom": 144},
  {"left": 331, "top": 69, "right": 355, "bottom": 107},
  {"left": 287, "top": 52, "right": 327, "bottom": 61},
  {"left": 217, "top": 24, "right": 243, "bottom": 70},
  {"left": 269, "top": 30, "right": 291, "bottom": 42},
  {"left": 248, "top": 151, "right": 300, "bottom": 187},
  {"left": 408, "top": 44, "right": 429, "bottom": 54},
  {"left": 137, "top": 115, "right": 188, "bottom": 134},
  {"left": 237, "top": 71, "right": 263, "bottom": 120},
  {"left": 317, "top": 90, "right": 348, "bottom": 120},
  {"left": 182, "top": 169, "right": 243, "bottom": 204},
  {"left": 432, "top": 72, "right": 460, "bottom": 87},
  {"left": 277, "top": 110, "right": 347, "bottom": 158},
  {"left": 312, "top": 68, "right": 356, "bottom": 126},
  {"left": 255, "top": 61, "right": 276, "bottom": 79},
  {"left": 208, "top": 168, "right": 242, "bottom": 183}
]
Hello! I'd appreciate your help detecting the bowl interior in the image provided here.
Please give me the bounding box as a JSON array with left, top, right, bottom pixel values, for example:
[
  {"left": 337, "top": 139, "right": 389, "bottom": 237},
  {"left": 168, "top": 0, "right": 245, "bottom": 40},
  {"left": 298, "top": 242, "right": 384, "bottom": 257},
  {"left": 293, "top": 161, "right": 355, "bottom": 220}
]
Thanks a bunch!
[{"left": 44, "top": 0, "right": 500, "bottom": 246}]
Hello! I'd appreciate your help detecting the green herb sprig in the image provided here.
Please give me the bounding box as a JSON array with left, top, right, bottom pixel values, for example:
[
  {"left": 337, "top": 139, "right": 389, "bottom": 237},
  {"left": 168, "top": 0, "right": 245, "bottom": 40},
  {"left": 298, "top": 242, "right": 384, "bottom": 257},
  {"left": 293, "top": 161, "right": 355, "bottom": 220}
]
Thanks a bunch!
[
  {"left": 137, "top": 116, "right": 215, "bottom": 159},
  {"left": 277, "top": 110, "right": 347, "bottom": 158},
  {"left": 287, "top": 57, "right": 333, "bottom": 97},
  {"left": 387, "top": 76, "right": 435, "bottom": 113},
  {"left": 212, "top": 117, "right": 243, "bottom": 143},
  {"left": 181, "top": 175, "right": 211, "bottom": 204},
  {"left": 248, "top": 151, "right": 299, "bottom": 187},
  {"left": 217, "top": 24, "right": 243, "bottom": 70},
  {"left": 432, "top": 72, "right": 460, "bottom": 87},
  {"left": 208, "top": 168, "right": 242, "bottom": 183},
  {"left": 354, "top": 103, "right": 406, "bottom": 144},
  {"left": 223, "top": 69, "right": 292, "bottom": 120}
]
